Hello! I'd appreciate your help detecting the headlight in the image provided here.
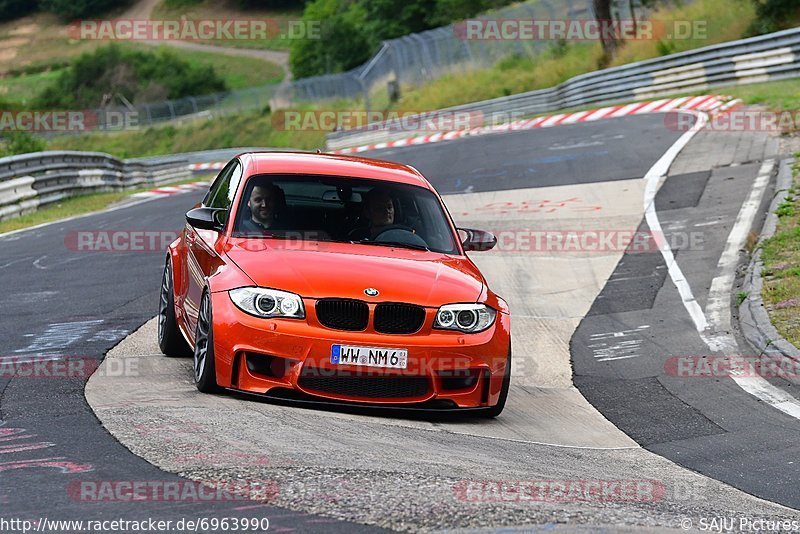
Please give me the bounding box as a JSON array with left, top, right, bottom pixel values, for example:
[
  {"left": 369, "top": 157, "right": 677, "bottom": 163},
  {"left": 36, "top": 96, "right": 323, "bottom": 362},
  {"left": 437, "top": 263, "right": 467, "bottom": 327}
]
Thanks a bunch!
[
  {"left": 434, "top": 303, "right": 495, "bottom": 333},
  {"left": 229, "top": 287, "right": 305, "bottom": 319}
]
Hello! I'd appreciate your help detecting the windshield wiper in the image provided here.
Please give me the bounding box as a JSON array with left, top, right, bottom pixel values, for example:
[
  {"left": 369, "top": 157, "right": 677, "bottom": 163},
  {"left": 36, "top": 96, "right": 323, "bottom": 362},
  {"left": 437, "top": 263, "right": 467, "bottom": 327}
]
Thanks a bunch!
[{"left": 352, "top": 240, "right": 430, "bottom": 252}]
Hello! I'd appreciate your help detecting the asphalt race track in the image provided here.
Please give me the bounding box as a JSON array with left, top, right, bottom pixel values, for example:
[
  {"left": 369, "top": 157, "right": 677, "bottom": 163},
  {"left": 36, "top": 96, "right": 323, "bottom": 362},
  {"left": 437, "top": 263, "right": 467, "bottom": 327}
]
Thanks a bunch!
[{"left": 3, "top": 112, "right": 800, "bottom": 531}]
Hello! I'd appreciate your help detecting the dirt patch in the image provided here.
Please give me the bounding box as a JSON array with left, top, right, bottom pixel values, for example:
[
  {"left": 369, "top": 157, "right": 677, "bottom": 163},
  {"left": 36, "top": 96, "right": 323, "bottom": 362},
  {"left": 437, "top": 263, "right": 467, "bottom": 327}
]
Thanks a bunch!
[
  {"left": 9, "top": 24, "right": 38, "bottom": 36},
  {"left": 0, "top": 37, "right": 29, "bottom": 49},
  {"left": 779, "top": 132, "right": 800, "bottom": 156},
  {"left": 0, "top": 49, "right": 19, "bottom": 61}
]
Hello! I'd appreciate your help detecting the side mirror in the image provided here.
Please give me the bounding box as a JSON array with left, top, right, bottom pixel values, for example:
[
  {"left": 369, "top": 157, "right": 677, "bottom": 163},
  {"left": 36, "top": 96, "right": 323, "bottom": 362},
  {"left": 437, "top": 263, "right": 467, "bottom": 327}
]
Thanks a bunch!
[
  {"left": 458, "top": 228, "right": 497, "bottom": 252},
  {"left": 186, "top": 207, "right": 226, "bottom": 231}
]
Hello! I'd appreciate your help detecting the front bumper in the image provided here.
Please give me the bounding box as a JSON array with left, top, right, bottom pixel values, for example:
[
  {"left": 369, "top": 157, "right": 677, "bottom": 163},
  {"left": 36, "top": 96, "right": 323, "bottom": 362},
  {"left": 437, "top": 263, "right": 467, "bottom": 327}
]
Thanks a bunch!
[{"left": 210, "top": 292, "right": 511, "bottom": 408}]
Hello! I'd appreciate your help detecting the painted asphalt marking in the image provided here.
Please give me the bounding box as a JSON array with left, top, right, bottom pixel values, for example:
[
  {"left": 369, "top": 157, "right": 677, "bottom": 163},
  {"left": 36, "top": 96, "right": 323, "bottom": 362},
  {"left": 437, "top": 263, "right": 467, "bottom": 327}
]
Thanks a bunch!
[
  {"left": 702, "top": 160, "right": 774, "bottom": 353},
  {"left": 13, "top": 320, "right": 104, "bottom": 356},
  {"left": 589, "top": 326, "right": 650, "bottom": 362},
  {"left": 700, "top": 161, "right": 800, "bottom": 419},
  {"left": 643, "top": 110, "right": 710, "bottom": 332},
  {"left": 641, "top": 117, "right": 800, "bottom": 419}
]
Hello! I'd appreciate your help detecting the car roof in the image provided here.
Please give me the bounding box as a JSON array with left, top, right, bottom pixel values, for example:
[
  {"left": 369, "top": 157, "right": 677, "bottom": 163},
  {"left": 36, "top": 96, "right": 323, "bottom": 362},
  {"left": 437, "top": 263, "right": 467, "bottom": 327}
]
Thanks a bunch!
[{"left": 237, "top": 151, "right": 432, "bottom": 189}]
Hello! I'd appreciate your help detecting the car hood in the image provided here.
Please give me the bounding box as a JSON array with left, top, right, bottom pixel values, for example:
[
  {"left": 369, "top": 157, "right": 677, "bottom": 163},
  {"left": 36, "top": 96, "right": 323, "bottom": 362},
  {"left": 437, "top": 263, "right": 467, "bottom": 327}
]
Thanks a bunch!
[{"left": 225, "top": 239, "right": 484, "bottom": 306}]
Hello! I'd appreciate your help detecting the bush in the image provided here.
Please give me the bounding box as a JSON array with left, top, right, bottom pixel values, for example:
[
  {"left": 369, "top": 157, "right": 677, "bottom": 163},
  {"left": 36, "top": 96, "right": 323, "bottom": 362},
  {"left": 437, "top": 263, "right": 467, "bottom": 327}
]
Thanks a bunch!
[
  {"left": 289, "top": 0, "right": 371, "bottom": 78},
  {"left": 35, "top": 44, "right": 227, "bottom": 109},
  {"left": 0, "top": 131, "right": 46, "bottom": 157},
  {"left": 0, "top": 0, "right": 38, "bottom": 21},
  {"left": 747, "top": 0, "right": 800, "bottom": 35},
  {"left": 289, "top": 0, "right": 518, "bottom": 78}
]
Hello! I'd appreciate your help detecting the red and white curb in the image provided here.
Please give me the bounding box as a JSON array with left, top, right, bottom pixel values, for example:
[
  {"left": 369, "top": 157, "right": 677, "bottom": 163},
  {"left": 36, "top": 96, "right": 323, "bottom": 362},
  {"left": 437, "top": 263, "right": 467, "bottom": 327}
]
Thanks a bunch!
[
  {"left": 185, "top": 95, "right": 743, "bottom": 169},
  {"left": 131, "top": 181, "right": 210, "bottom": 199},
  {"left": 188, "top": 162, "right": 226, "bottom": 172},
  {"left": 332, "top": 95, "right": 741, "bottom": 154}
]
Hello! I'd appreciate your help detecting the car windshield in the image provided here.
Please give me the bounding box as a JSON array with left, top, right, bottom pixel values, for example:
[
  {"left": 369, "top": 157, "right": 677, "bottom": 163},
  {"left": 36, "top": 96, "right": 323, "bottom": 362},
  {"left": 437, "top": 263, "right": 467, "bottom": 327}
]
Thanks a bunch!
[{"left": 232, "top": 174, "right": 460, "bottom": 254}]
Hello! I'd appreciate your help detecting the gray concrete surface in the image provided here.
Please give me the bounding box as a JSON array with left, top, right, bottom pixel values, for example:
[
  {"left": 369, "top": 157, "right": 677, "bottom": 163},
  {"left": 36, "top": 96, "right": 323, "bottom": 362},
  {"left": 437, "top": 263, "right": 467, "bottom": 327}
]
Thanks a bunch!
[{"left": 88, "top": 319, "right": 800, "bottom": 532}]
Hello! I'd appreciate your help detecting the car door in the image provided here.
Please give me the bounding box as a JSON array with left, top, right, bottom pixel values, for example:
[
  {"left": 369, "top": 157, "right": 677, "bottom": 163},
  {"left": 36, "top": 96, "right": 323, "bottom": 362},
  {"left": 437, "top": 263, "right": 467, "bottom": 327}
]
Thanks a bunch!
[{"left": 184, "top": 160, "right": 243, "bottom": 336}]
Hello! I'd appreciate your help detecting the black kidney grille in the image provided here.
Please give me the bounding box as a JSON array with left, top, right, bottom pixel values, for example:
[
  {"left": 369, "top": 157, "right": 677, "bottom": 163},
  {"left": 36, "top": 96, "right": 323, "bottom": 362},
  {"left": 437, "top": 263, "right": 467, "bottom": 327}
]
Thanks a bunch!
[
  {"left": 374, "top": 303, "right": 426, "bottom": 334},
  {"left": 298, "top": 374, "right": 430, "bottom": 399},
  {"left": 316, "top": 299, "right": 369, "bottom": 331}
]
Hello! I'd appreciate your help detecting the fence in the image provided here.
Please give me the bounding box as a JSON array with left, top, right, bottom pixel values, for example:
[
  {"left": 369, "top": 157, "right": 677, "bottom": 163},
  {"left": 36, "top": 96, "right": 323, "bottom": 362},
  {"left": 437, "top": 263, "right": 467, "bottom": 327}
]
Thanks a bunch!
[
  {"left": 0, "top": 152, "right": 189, "bottom": 221},
  {"left": 326, "top": 26, "right": 800, "bottom": 150},
  {"left": 90, "top": 0, "right": 645, "bottom": 128}
]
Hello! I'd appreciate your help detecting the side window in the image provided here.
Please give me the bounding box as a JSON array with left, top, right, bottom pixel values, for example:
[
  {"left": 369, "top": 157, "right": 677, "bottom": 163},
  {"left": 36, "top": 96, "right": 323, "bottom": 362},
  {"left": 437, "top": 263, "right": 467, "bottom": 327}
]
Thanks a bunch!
[
  {"left": 207, "top": 161, "right": 242, "bottom": 210},
  {"left": 203, "top": 161, "right": 236, "bottom": 207}
]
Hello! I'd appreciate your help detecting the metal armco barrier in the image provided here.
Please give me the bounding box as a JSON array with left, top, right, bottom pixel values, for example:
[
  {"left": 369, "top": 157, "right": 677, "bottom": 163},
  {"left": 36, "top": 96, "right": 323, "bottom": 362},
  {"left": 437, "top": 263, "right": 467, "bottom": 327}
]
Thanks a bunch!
[
  {"left": 0, "top": 151, "right": 189, "bottom": 221},
  {"left": 326, "top": 27, "right": 800, "bottom": 150}
]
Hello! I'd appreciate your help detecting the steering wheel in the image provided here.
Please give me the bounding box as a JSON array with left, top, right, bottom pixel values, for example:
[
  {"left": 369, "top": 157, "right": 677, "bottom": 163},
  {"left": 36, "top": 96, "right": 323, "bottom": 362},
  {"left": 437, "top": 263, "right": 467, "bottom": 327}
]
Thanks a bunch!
[
  {"left": 373, "top": 224, "right": 415, "bottom": 240},
  {"left": 372, "top": 225, "right": 429, "bottom": 249}
]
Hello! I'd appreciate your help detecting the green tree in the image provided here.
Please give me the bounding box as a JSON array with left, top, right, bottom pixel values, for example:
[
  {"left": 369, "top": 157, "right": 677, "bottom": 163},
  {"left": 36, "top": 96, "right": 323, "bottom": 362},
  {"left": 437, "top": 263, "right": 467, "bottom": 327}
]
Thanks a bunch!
[
  {"left": 289, "top": 0, "right": 371, "bottom": 78},
  {"left": 238, "top": 0, "right": 308, "bottom": 8},
  {"left": 360, "top": 0, "right": 435, "bottom": 43},
  {"left": 747, "top": 0, "right": 800, "bottom": 35},
  {"left": 0, "top": 0, "right": 38, "bottom": 21},
  {"left": 426, "top": 0, "right": 513, "bottom": 27},
  {"left": 289, "top": 0, "right": 518, "bottom": 78}
]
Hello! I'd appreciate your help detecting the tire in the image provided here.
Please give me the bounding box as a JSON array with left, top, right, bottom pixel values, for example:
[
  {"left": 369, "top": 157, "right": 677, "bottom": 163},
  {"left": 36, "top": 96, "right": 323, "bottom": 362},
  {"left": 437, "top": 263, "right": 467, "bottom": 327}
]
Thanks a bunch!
[
  {"left": 482, "top": 344, "right": 511, "bottom": 418},
  {"left": 193, "top": 290, "right": 221, "bottom": 393},
  {"left": 158, "top": 259, "right": 192, "bottom": 357}
]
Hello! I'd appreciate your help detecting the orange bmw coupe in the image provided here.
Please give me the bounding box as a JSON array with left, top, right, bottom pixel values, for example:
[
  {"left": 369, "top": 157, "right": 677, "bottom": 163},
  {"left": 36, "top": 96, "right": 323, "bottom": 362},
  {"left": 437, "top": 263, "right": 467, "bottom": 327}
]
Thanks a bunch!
[{"left": 158, "top": 152, "right": 511, "bottom": 417}]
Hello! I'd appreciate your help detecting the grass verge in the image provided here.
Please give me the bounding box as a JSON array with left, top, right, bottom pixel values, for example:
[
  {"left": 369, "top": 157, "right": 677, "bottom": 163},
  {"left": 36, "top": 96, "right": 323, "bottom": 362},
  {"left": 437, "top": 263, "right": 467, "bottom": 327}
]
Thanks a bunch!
[
  {"left": 48, "top": 103, "right": 332, "bottom": 158},
  {"left": 125, "top": 44, "right": 284, "bottom": 89},
  {"left": 760, "top": 157, "right": 800, "bottom": 348},
  {"left": 724, "top": 79, "right": 800, "bottom": 113},
  {"left": 390, "top": 0, "right": 758, "bottom": 113},
  {"left": 0, "top": 175, "right": 212, "bottom": 234},
  {"left": 0, "top": 45, "right": 283, "bottom": 106},
  {"left": 153, "top": 0, "right": 301, "bottom": 51}
]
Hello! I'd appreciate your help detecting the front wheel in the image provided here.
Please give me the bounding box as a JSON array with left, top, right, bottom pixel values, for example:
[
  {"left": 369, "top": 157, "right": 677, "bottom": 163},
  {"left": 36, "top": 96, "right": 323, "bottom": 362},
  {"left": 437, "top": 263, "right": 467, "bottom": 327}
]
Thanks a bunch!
[
  {"left": 482, "top": 345, "right": 511, "bottom": 418},
  {"left": 158, "top": 259, "right": 191, "bottom": 357},
  {"left": 193, "top": 291, "right": 220, "bottom": 393}
]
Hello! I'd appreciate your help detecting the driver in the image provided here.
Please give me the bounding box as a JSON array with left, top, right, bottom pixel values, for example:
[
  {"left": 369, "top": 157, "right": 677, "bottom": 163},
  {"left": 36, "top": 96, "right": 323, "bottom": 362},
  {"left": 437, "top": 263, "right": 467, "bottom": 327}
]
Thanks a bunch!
[
  {"left": 350, "top": 188, "right": 396, "bottom": 240},
  {"left": 240, "top": 184, "right": 285, "bottom": 233}
]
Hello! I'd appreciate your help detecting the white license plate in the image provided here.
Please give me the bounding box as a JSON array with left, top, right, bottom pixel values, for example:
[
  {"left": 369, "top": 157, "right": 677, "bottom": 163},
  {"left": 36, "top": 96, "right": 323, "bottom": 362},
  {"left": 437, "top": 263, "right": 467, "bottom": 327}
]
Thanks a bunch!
[{"left": 330, "top": 344, "right": 408, "bottom": 369}]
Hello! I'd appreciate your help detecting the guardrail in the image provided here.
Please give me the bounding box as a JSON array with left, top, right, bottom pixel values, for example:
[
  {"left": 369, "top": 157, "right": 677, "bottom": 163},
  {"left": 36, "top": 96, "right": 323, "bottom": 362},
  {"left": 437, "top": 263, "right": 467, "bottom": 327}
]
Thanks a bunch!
[
  {"left": 0, "top": 151, "right": 190, "bottom": 221},
  {"left": 326, "top": 26, "right": 800, "bottom": 150}
]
